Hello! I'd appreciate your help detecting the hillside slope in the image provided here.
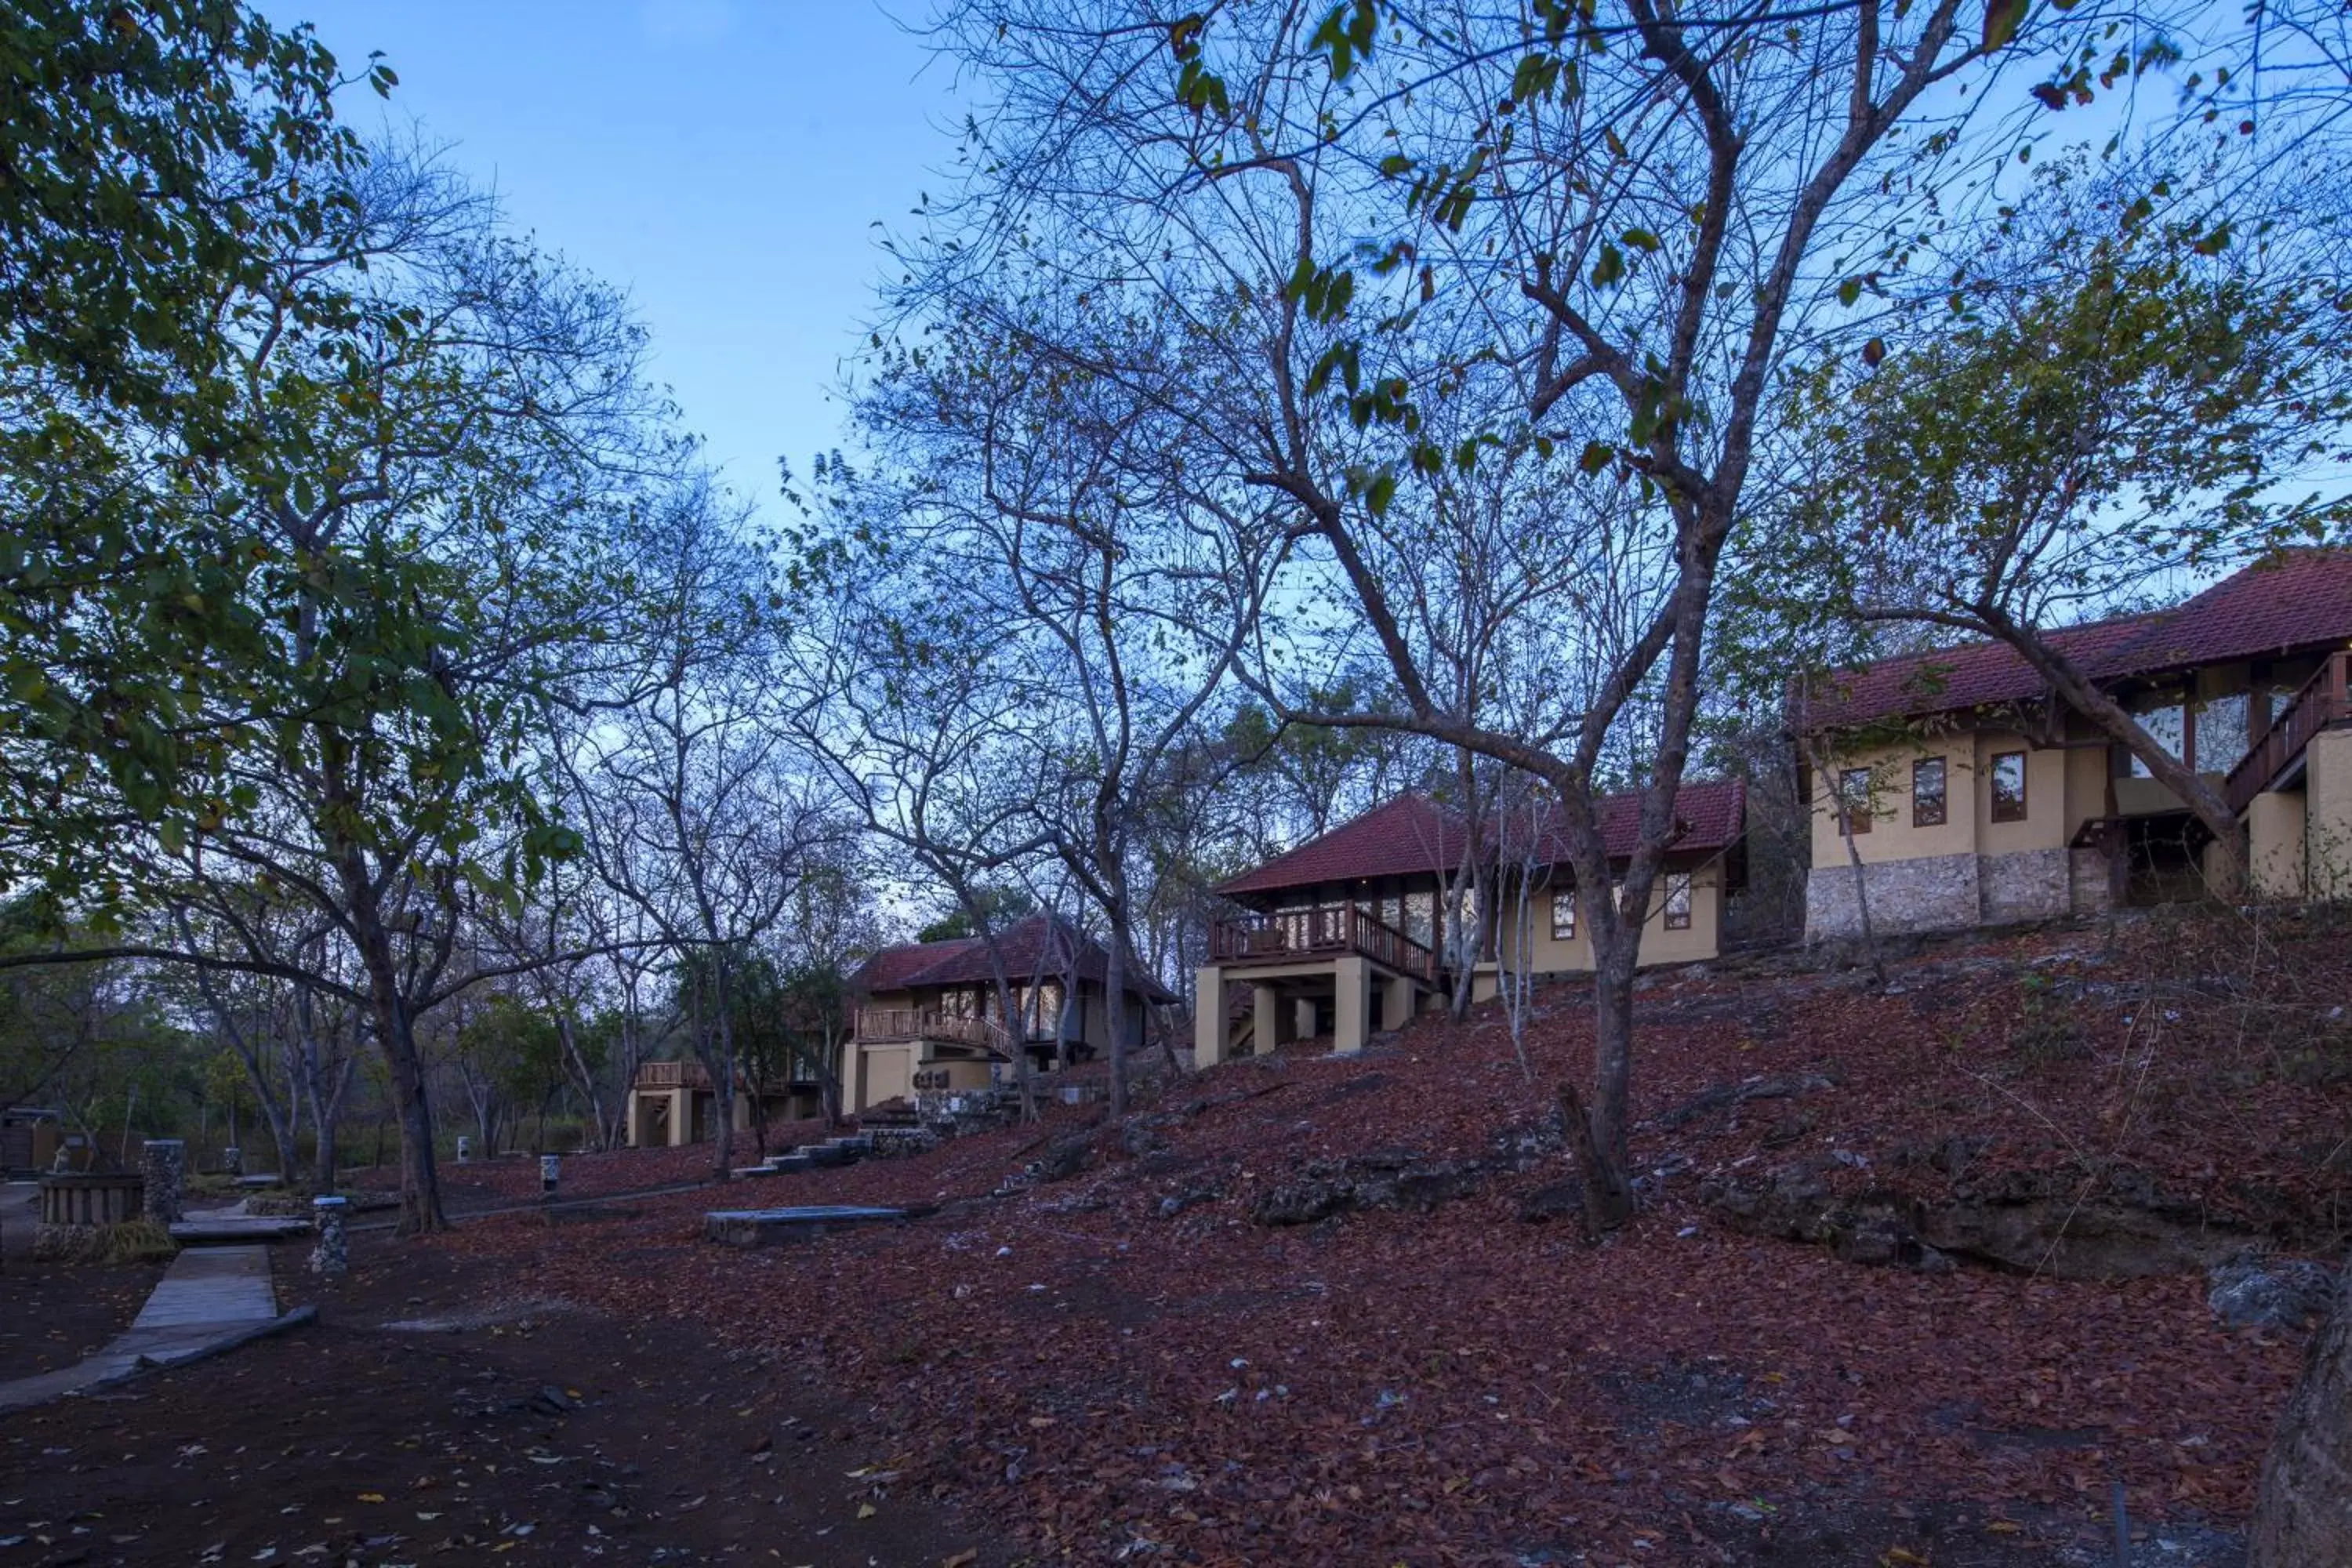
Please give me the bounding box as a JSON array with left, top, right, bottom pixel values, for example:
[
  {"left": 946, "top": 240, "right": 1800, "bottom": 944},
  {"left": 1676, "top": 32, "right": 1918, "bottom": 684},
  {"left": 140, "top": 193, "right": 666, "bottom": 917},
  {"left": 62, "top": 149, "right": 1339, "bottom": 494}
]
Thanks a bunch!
[{"left": 453, "top": 905, "right": 2350, "bottom": 1566}]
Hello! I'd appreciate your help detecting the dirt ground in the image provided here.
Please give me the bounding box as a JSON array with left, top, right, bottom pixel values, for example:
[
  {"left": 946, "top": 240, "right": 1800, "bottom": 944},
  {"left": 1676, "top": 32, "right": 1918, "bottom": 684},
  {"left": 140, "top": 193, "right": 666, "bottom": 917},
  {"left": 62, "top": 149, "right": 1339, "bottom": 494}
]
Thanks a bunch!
[
  {"left": 0, "top": 1228, "right": 1001, "bottom": 1568},
  {"left": 1, "top": 1185, "right": 165, "bottom": 1386}
]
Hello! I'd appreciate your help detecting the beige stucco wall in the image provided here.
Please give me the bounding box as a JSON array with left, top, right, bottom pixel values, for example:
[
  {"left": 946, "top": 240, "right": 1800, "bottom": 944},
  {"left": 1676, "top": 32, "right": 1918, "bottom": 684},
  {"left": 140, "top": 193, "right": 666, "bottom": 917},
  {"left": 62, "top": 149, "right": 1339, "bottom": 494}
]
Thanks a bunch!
[
  {"left": 1506, "top": 861, "right": 1725, "bottom": 971},
  {"left": 2247, "top": 790, "right": 2307, "bottom": 899},
  {"left": 2308, "top": 728, "right": 2352, "bottom": 901},
  {"left": 860, "top": 1044, "right": 913, "bottom": 1109},
  {"left": 1809, "top": 735, "right": 1981, "bottom": 868}
]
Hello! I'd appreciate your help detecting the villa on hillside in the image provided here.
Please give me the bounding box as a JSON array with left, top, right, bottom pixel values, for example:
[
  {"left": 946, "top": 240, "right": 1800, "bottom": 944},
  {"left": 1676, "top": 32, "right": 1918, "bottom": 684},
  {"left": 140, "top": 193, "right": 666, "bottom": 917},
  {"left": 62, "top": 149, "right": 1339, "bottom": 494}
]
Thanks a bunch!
[
  {"left": 623, "top": 1060, "right": 822, "bottom": 1149},
  {"left": 1795, "top": 550, "right": 2352, "bottom": 938},
  {"left": 842, "top": 915, "right": 1177, "bottom": 1112},
  {"left": 1192, "top": 782, "right": 1747, "bottom": 1065}
]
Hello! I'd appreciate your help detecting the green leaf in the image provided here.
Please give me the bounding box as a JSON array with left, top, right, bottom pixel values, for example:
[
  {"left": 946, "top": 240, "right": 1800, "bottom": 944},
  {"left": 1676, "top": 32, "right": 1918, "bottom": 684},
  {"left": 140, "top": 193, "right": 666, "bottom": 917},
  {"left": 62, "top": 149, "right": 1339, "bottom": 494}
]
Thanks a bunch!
[
  {"left": 1984, "top": 0, "right": 2028, "bottom": 53},
  {"left": 1578, "top": 441, "right": 1614, "bottom": 476},
  {"left": 1590, "top": 243, "right": 1624, "bottom": 289}
]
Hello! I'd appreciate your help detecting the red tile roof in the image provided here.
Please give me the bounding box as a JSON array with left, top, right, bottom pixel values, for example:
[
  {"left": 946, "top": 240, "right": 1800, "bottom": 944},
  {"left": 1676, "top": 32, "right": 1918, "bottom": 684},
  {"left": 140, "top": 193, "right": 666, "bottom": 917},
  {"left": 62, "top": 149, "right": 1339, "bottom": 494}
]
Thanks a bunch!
[
  {"left": 1801, "top": 550, "right": 2352, "bottom": 732},
  {"left": 849, "top": 915, "right": 1178, "bottom": 1004},
  {"left": 1214, "top": 780, "right": 1746, "bottom": 899}
]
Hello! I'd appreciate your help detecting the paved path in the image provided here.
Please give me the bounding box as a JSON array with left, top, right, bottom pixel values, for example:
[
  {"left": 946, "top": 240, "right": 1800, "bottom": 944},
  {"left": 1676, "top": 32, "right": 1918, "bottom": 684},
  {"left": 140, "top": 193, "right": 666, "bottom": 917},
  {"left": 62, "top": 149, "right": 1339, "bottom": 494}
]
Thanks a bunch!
[{"left": 0, "top": 1244, "right": 310, "bottom": 1414}]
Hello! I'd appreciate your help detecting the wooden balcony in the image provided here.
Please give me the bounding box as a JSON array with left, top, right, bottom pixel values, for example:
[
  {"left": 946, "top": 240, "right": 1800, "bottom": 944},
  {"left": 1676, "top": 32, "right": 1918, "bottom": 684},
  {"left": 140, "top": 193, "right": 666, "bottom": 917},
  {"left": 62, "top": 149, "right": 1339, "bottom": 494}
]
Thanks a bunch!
[
  {"left": 2226, "top": 651, "right": 2350, "bottom": 816},
  {"left": 851, "top": 1008, "right": 1014, "bottom": 1057},
  {"left": 631, "top": 1060, "right": 815, "bottom": 1094},
  {"left": 1209, "top": 904, "right": 1436, "bottom": 980},
  {"left": 633, "top": 1059, "right": 713, "bottom": 1091}
]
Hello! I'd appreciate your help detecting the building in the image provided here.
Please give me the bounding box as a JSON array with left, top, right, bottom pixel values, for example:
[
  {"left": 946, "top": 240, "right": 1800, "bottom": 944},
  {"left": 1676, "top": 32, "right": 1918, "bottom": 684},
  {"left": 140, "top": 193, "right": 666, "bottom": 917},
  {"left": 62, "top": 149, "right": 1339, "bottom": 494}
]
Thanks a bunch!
[
  {"left": 1192, "top": 782, "right": 1748, "bottom": 1064},
  {"left": 622, "top": 1061, "right": 822, "bottom": 1149},
  {"left": 1795, "top": 550, "right": 2352, "bottom": 938},
  {"left": 842, "top": 915, "right": 1177, "bottom": 1112}
]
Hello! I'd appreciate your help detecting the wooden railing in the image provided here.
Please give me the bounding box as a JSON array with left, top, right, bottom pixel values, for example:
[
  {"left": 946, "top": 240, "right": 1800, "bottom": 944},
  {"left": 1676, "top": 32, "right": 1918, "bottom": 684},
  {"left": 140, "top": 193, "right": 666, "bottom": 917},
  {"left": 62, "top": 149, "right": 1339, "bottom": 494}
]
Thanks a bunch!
[
  {"left": 1209, "top": 904, "right": 1436, "bottom": 980},
  {"left": 2226, "top": 651, "right": 2351, "bottom": 816},
  {"left": 851, "top": 1008, "right": 1017, "bottom": 1057},
  {"left": 633, "top": 1059, "right": 712, "bottom": 1091},
  {"left": 630, "top": 1060, "right": 814, "bottom": 1093}
]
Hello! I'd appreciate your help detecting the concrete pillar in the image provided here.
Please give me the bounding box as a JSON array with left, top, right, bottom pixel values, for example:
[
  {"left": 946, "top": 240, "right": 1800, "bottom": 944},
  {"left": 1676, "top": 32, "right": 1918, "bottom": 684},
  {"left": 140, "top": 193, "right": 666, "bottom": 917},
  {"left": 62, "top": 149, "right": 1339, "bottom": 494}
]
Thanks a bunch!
[
  {"left": 1192, "top": 966, "right": 1227, "bottom": 1066},
  {"left": 310, "top": 1195, "right": 348, "bottom": 1276},
  {"left": 1252, "top": 983, "right": 1285, "bottom": 1056},
  {"left": 2309, "top": 729, "right": 2352, "bottom": 902},
  {"left": 1381, "top": 974, "right": 1416, "bottom": 1031},
  {"left": 1332, "top": 956, "right": 1372, "bottom": 1055},
  {"left": 667, "top": 1087, "right": 692, "bottom": 1147},
  {"left": 141, "top": 1138, "right": 185, "bottom": 1226},
  {"left": 2248, "top": 791, "right": 2307, "bottom": 899}
]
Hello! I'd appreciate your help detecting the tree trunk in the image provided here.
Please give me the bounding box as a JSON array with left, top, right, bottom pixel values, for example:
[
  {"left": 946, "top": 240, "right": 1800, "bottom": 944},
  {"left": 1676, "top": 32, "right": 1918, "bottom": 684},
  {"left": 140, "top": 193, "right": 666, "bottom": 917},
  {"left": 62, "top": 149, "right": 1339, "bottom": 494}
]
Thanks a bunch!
[
  {"left": 1104, "top": 918, "right": 1133, "bottom": 1120},
  {"left": 1805, "top": 737, "right": 1889, "bottom": 986},
  {"left": 704, "top": 954, "right": 738, "bottom": 1180},
  {"left": 1578, "top": 932, "right": 1640, "bottom": 1231},
  {"left": 2249, "top": 1251, "right": 2352, "bottom": 1566},
  {"left": 372, "top": 995, "right": 445, "bottom": 1235},
  {"left": 347, "top": 892, "right": 445, "bottom": 1233},
  {"left": 1980, "top": 606, "right": 2248, "bottom": 884}
]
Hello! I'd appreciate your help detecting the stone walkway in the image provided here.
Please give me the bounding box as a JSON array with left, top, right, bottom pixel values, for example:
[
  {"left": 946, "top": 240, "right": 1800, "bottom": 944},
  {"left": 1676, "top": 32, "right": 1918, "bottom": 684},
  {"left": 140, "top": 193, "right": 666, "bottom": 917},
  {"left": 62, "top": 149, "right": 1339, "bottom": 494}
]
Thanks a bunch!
[{"left": 0, "top": 1244, "right": 310, "bottom": 1414}]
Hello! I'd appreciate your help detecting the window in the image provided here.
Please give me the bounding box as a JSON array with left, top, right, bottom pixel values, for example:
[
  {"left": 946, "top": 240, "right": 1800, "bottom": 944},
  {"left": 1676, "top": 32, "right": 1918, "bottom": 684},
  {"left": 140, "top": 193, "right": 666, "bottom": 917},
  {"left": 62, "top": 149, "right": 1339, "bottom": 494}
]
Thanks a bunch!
[
  {"left": 1550, "top": 891, "right": 1576, "bottom": 940},
  {"left": 2194, "top": 691, "right": 2249, "bottom": 774},
  {"left": 1990, "top": 750, "right": 2028, "bottom": 822},
  {"left": 2128, "top": 699, "right": 2185, "bottom": 778},
  {"left": 1663, "top": 873, "right": 1693, "bottom": 931},
  {"left": 1835, "top": 768, "right": 1874, "bottom": 833},
  {"left": 1912, "top": 757, "right": 1947, "bottom": 828}
]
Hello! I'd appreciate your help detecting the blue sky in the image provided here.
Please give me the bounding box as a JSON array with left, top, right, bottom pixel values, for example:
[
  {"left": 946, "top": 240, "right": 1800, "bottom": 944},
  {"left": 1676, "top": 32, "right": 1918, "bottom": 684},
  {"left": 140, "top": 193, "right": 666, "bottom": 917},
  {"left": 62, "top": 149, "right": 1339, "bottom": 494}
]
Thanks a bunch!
[{"left": 280, "top": 1, "right": 965, "bottom": 511}]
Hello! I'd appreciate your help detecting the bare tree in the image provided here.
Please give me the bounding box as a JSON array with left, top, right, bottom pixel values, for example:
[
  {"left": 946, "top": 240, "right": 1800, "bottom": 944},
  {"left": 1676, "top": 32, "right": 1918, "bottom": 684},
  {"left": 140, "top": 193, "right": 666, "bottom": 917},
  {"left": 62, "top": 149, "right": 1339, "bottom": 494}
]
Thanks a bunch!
[{"left": 893, "top": 0, "right": 2183, "bottom": 1227}]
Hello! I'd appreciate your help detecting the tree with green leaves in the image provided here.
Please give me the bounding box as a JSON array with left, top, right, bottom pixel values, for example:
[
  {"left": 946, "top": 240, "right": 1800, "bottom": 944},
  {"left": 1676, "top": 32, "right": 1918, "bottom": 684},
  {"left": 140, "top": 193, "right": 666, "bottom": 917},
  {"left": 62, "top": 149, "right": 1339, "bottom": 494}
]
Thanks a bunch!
[
  {"left": 1, "top": 0, "right": 394, "bottom": 894},
  {"left": 4, "top": 143, "right": 665, "bottom": 1231},
  {"left": 1766, "top": 158, "right": 2352, "bottom": 880}
]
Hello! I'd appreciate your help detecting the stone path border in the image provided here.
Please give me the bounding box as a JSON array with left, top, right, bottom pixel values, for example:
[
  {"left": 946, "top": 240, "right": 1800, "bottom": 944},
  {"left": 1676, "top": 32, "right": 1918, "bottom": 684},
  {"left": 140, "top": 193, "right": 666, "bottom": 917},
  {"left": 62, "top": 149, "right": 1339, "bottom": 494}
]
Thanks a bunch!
[{"left": 0, "top": 1244, "right": 314, "bottom": 1414}]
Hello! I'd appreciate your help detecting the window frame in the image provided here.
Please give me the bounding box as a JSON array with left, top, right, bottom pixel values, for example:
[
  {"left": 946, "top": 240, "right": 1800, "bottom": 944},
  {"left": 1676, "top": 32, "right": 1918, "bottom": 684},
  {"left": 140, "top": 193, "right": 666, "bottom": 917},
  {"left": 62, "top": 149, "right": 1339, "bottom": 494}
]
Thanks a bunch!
[
  {"left": 1835, "top": 767, "right": 1875, "bottom": 834},
  {"left": 1989, "top": 750, "right": 2029, "bottom": 823},
  {"left": 1662, "top": 872, "right": 1693, "bottom": 931},
  {"left": 1911, "top": 756, "right": 1947, "bottom": 828},
  {"left": 1550, "top": 890, "right": 1576, "bottom": 941}
]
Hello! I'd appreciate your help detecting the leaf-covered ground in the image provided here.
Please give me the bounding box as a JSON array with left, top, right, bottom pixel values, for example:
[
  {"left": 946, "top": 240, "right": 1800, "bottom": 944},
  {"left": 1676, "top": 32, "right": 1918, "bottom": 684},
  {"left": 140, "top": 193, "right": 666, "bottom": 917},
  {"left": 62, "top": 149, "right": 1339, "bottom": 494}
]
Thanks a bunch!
[{"left": 380, "top": 910, "right": 2352, "bottom": 1563}]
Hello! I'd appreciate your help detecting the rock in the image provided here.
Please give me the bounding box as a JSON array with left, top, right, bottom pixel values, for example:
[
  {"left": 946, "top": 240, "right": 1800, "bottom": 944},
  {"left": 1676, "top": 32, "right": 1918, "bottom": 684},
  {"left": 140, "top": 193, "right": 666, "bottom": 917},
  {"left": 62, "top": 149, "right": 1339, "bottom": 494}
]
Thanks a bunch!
[
  {"left": 1654, "top": 1069, "right": 1839, "bottom": 1132},
  {"left": 1252, "top": 1152, "right": 1489, "bottom": 1226},
  {"left": 1704, "top": 1155, "right": 2265, "bottom": 1281},
  {"left": 2208, "top": 1252, "right": 2338, "bottom": 1330},
  {"left": 1254, "top": 1178, "right": 1350, "bottom": 1227},
  {"left": 1517, "top": 1179, "right": 1586, "bottom": 1225},
  {"left": 1030, "top": 1134, "right": 1092, "bottom": 1183},
  {"left": 1760, "top": 1110, "right": 1815, "bottom": 1148},
  {"left": 1158, "top": 1185, "right": 1221, "bottom": 1218},
  {"left": 1120, "top": 1116, "right": 1177, "bottom": 1158}
]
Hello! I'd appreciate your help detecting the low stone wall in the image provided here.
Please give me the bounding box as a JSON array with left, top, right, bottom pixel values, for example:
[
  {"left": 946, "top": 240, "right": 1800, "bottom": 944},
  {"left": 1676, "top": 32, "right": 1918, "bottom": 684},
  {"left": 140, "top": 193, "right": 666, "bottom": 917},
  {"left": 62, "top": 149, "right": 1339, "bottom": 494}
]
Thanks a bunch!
[
  {"left": 1808, "top": 846, "right": 2114, "bottom": 939},
  {"left": 1979, "top": 847, "right": 2073, "bottom": 926},
  {"left": 1805, "top": 851, "right": 1979, "bottom": 938}
]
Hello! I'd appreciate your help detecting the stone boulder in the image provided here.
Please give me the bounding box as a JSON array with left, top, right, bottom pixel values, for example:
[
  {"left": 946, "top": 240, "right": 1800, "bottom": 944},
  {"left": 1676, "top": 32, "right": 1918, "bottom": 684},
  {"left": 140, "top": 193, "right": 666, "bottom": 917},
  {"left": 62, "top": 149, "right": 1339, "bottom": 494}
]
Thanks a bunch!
[
  {"left": 2209, "top": 1252, "right": 2339, "bottom": 1330},
  {"left": 1253, "top": 1152, "right": 1488, "bottom": 1227}
]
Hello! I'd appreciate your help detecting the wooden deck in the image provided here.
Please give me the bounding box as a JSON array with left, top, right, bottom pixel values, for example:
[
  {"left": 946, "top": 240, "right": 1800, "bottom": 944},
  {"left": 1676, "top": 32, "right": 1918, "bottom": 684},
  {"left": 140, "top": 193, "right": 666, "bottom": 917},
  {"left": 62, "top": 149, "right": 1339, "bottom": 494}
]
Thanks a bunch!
[{"left": 1208, "top": 904, "right": 1436, "bottom": 980}]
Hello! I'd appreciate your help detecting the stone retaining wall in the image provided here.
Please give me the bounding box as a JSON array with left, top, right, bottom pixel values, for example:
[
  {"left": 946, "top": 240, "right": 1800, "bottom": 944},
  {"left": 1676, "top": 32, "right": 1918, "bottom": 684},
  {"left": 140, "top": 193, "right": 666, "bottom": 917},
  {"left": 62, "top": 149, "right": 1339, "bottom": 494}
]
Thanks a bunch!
[{"left": 1806, "top": 847, "right": 2112, "bottom": 939}]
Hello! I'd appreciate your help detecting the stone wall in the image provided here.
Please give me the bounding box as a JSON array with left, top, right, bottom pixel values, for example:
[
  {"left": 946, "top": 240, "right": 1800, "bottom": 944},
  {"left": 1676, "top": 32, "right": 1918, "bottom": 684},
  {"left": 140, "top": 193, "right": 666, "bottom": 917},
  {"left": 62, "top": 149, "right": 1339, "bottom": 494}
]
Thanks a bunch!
[
  {"left": 1807, "top": 846, "right": 2110, "bottom": 939},
  {"left": 1978, "top": 847, "right": 2073, "bottom": 926},
  {"left": 2067, "top": 847, "right": 2116, "bottom": 919},
  {"left": 1804, "top": 851, "right": 1980, "bottom": 938}
]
